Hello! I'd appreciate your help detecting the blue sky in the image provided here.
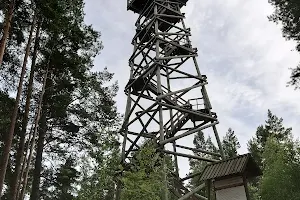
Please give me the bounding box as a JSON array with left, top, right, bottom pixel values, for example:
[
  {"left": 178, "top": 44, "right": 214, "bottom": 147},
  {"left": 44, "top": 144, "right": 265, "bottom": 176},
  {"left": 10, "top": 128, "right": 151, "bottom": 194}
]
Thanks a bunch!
[{"left": 84, "top": 0, "right": 300, "bottom": 175}]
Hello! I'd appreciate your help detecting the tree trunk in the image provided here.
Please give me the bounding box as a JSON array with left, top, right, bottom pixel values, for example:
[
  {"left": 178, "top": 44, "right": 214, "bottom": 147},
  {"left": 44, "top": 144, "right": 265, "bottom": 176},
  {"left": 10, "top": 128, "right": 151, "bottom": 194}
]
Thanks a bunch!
[
  {"left": 29, "top": 105, "right": 47, "bottom": 200},
  {"left": 16, "top": 126, "right": 32, "bottom": 200},
  {"left": 0, "top": 0, "right": 16, "bottom": 67},
  {"left": 29, "top": 67, "right": 51, "bottom": 200},
  {"left": 19, "top": 69, "right": 48, "bottom": 200},
  {"left": 10, "top": 14, "right": 39, "bottom": 200},
  {"left": 0, "top": 7, "right": 36, "bottom": 197}
]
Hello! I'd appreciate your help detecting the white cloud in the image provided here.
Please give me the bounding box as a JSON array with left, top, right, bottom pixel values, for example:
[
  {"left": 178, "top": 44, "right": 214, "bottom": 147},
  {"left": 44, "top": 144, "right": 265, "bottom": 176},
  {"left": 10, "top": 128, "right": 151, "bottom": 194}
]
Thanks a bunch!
[
  {"left": 84, "top": 0, "right": 300, "bottom": 177},
  {"left": 183, "top": 0, "right": 300, "bottom": 133}
]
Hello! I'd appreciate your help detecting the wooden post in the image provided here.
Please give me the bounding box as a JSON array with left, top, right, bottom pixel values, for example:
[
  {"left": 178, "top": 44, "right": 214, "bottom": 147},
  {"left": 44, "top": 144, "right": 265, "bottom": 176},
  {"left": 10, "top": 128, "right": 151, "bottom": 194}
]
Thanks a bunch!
[{"left": 207, "top": 180, "right": 211, "bottom": 200}]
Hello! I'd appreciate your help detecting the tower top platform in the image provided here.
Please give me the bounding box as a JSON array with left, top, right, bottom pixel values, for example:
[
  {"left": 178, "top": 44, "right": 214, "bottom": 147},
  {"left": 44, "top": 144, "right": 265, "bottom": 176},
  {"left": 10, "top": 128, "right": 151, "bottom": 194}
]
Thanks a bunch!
[{"left": 128, "top": 0, "right": 189, "bottom": 14}]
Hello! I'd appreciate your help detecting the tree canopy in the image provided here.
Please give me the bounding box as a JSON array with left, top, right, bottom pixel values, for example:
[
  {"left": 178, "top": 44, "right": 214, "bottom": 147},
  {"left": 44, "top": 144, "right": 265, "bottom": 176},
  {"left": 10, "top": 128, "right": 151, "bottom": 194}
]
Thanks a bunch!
[
  {"left": 269, "top": 0, "right": 300, "bottom": 88},
  {"left": 260, "top": 138, "right": 300, "bottom": 200},
  {"left": 0, "top": 0, "right": 120, "bottom": 200},
  {"left": 248, "top": 110, "right": 298, "bottom": 200}
]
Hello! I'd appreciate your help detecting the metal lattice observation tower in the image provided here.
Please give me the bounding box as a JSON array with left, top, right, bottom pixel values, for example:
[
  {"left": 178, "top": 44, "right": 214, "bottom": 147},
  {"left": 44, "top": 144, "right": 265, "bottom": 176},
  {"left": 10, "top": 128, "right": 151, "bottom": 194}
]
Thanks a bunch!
[{"left": 118, "top": 0, "right": 226, "bottom": 199}]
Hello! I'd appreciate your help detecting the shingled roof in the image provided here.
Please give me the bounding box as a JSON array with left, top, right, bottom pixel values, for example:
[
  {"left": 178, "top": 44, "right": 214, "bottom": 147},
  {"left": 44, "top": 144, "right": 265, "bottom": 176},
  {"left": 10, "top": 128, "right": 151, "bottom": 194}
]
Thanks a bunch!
[{"left": 200, "top": 154, "right": 261, "bottom": 181}]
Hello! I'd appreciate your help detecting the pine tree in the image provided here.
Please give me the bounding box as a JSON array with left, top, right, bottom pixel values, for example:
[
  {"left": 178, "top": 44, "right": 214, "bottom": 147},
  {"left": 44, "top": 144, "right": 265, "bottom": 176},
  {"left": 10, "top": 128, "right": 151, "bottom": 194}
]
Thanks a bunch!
[
  {"left": 247, "top": 110, "right": 292, "bottom": 200},
  {"left": 53, "top": 157, "right": 79, "bottom": 200},
  {"left": 77, "top": 145, "right": 120, "bottom": 200},
  {"left": 0, "top": 10, "right": 36, "bottom": 195},
  {"left": 269, "top": 0, "right": 300, "bottom": 88},
  {"left": 189, "top": 131, "right": 207, "bottom": 175},
  {"left": 0, "top": 91, "right": 16, "bottom": 154},
  {"left": 260, "top": 138, "right": 300, "bottom": 200},
  {"left": 120, "top": 144, "right": 166, "bottom": 200},
  {"left": 9, "top": 13, "right": 39, "bottom": 200},
  {"left": 0, "top": 1, "right": 32, "bottom": 196},
  {"left": 0, "top": 92, "right": 22, "bottom": 200},
  {"left": 0, "top": 1, "right": 120, "bottom": 199},
  {"left": 0, "top": 0, "right": 16, "bottom": 66},
  {"left": 27, "top": 0, "right": 104, "bottom": 198},
  {"left": 18, "top": 68, "right": 48, "bottom": 200},
  {"left": 248, "top": 110, "right": 291, "bottom": 168},
  {"left": 188, "top": 132, "right": 218, "bottom": 198},
  {"left": 222, "top": 128, "right": 240, "bottom": 158}
]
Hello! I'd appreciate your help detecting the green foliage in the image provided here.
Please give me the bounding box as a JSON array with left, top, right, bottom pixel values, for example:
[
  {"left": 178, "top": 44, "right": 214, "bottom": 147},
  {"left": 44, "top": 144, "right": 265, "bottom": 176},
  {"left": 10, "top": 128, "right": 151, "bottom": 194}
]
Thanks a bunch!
[
  {"left": 248, "top": 110, "right": 292, "bottom": 168},
  {"left": 269, "top": 0, "right": 300, "bottom": 88},
  {"left": 55, "top": 158, "right": 79, "bottom": 200},
  {"left": 189, "top": 131, "right": 219, "bottom": 173},
  {"left": 1, "top": 0, "right": 119, "bottom": 199},
  {"left": 188, "top": 131, "right": 213, "bottom": 196},
  {"left": 222, "top": 128, "right": 240, "bottom": 158},
  {"left": 40, "top": 158, "right": 79, "bottom": 200},
  {"left": 0, "top": 91, "right": 23, "bottom": 198},
  {"left": 260, "top": 138, "right": 300, "bottom": 200},
  {"left": 0, "top": 0, "right": 30, "bottom": 91},
  {"left": 247, "top": 110, "right": 293, "bottom": 200},
  {"left": 0, "top": 91, "right": 15, "bottom": 140},
  {"left": 248, "top": 183, "right": 261, "bottom": 200},
  {"left": 0, "top": 91, "right": 17, "bottom": 198},
  {"left": 0, "top": 0, "right": 121, "bottom": 199},
  {"left": 120, "top": 144, "right": 166, "bottom": 200},
  {"left": 76, "top": 142, "right": 120, "bottom": 200}
]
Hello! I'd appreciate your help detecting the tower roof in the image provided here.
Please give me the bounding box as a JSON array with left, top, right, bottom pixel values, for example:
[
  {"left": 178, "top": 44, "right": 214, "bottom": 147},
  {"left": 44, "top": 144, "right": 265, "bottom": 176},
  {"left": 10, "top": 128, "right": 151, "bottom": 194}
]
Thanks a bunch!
[{"left": 200, "top": 154, "right": 262, "bottom": 181}]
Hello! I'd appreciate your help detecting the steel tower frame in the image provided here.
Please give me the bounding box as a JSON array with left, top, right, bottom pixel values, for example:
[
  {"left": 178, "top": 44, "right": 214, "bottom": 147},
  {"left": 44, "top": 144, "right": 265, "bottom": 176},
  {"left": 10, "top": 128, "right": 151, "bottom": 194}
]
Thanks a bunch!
[{"left": 118, "top": 0, "right": 225, "bottom": 199}]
